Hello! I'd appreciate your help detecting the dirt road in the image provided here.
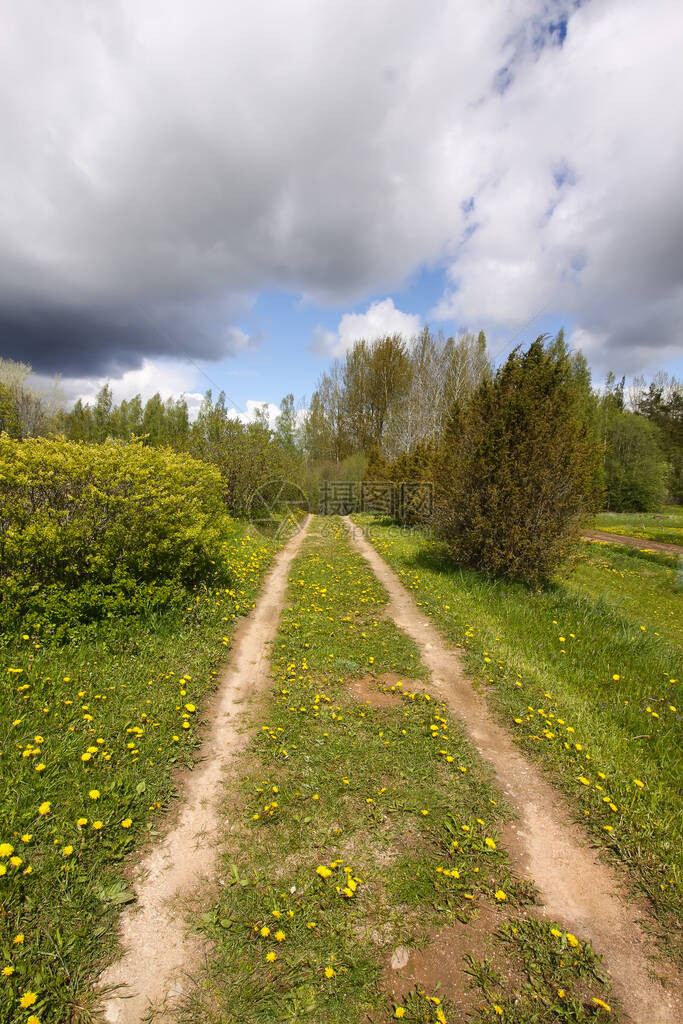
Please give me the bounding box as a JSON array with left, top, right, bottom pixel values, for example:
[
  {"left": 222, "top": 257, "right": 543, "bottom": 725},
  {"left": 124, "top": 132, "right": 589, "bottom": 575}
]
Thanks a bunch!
[
  {"left": 98, "top": 519, "right": 310, "bottom": 1024},
  {"left": 583, "top": 530, "right": 683, "bottom": 556}
]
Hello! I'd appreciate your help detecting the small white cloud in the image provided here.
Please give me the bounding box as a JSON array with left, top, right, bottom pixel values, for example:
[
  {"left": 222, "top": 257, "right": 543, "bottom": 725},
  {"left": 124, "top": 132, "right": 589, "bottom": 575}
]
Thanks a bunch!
[
  {"left": 227, "top": 399, "right": 281, "bottom": 429},
  {"left": 313, "top": 298, "right": 422, "bottom": 357},
  {"left": 223, "top": 326, "right": 253, "bottom": 352},
  {"left": 567, "top": 327, "right": 608, "bottom": 360}
]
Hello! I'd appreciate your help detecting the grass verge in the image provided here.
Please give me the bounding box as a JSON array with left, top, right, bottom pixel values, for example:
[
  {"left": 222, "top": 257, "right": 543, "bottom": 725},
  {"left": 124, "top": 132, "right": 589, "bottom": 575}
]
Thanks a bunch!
[
  {"left": 353, "top": 516, "right": 682, "bottom": 952},
  {"left": 0, "top": 521, "right": 281, "bottom": 1024},
  {"left": 185, "top": 519, "right": 615, "bottom": 1024},
  {"left": 589, "top": 507, "right": 683, "bottom": 546}
]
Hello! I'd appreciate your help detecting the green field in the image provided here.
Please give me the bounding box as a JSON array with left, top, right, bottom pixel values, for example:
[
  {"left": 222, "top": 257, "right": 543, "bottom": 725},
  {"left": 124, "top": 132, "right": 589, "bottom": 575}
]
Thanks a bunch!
[
  {"left": 354, "top": 517, "right": 682, "bottom": 948},
  {"left": 0, "top": 523, "right": 280, "bottom": 1023},
  {"left": 185, "top": 521, "right": 615, "bottom": 1024},
  {"left": 589, "top": 506, "right": 683, "bottom": 546}
]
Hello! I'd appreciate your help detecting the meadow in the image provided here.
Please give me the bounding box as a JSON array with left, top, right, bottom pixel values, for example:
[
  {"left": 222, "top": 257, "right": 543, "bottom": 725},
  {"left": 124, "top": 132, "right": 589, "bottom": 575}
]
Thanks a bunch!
[
  {"left": 0, "top": 521, "right": 280, "bottom": 1024},
  {"left": 185, "top": 521, "right": 616, "bottom": 1024},
  {"left": 354, "top": 518, "right": 682, "bottom": 949}
]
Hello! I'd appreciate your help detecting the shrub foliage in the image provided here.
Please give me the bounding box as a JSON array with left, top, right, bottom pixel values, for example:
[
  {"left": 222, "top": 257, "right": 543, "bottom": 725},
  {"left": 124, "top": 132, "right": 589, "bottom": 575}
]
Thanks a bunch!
[
  {"left": 0, "top": 436, "right": 231, "bottom": 627},
  {"left": 434, "top": 336, "right": 600, "bottom": 585}
]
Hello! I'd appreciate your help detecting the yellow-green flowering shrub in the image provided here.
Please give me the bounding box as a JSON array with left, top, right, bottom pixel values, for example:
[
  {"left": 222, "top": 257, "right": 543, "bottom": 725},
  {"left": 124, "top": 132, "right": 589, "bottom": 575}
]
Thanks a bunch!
[{"left": 0, "top": 435, "right": 231, "bottom": 628}]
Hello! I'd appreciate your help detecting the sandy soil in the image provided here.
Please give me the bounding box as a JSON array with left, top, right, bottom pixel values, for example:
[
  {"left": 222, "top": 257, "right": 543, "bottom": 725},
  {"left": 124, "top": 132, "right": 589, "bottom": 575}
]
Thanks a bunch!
[
  {"left": 350, "top": 671, "right": 405, "bottom": 707},
  {"left": 345, "top": 517, "right": 682, "bottom": 1024},
  {"left": 583, "top": 530, "right": 683, "bottom": 555},
  {"left": 98, "top": 518, "right": 310, "bottom": 1024}
]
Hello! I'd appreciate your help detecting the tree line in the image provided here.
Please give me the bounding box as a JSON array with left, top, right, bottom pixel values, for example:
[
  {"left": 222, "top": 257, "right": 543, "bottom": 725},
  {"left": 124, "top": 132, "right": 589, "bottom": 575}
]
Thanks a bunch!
[{"left": 1, "top": 331, "right": 681, "bottom": 528}]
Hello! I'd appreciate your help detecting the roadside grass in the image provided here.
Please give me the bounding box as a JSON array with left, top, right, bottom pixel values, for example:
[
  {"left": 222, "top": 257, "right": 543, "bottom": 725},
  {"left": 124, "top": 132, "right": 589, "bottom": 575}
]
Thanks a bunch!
[
  {"left": 185, "top": 519, "right": 615, "bottom": 1024},
  {"left": 0, "top": 521, "right": 281, "bottom": 1024},
  {"left": 589, "top": 507, "right": 683, "bottom": 546},
  {"left": 353, "top": 516, "right": 682, "bottom": 950},
  {"left": 571, "top": 544, "right": 682, "bottom": 645}
]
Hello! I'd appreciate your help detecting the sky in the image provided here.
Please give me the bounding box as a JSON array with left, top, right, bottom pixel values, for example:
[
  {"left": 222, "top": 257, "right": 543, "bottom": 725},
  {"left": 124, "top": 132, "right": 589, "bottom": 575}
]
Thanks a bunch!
[{"left": 1, "top": 0, "right": 682, "bottom": 419}]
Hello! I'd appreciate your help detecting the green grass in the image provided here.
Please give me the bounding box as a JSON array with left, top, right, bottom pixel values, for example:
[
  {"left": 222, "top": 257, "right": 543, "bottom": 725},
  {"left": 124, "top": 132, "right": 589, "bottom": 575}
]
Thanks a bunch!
[
  {"left": 185, "top": 519, "right": 615, "bottom": 1024},
  {"left": 353, "top": 516, "right": 682, "bottom": 949},
  {"left": 0, "top": 521, "right": 281, "bottom": 1024},
  {"left": 589, "top": 506, "right": 683, "bottom": 546}
]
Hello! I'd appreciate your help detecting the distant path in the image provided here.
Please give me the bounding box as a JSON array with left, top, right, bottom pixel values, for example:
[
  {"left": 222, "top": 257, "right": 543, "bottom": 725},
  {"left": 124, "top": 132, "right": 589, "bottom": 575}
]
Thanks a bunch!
[
  {"left": 99, "top": 518, "right": 310, "bottom": 1024},
  {"left": 345, "top": 516, "right": 681, "bottom": 1024},
  {"left": 582, "top": 529, "right": 683, "bottom": 556}
]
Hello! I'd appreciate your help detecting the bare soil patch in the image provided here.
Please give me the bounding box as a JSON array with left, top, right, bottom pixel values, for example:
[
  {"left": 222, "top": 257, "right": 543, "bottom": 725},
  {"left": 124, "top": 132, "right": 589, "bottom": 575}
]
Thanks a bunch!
[
  {"left": 97, "top": 520, "right": 310, "bottom": 1024},
  {"left": 345, "top": 517, "right": 682, "bottom": 1024},
  {"left": 349, "top": 671, "right": 405, "bottom": 707},
  {"left": 384, "top": 904, "right": 511, "bottom": 1016}
]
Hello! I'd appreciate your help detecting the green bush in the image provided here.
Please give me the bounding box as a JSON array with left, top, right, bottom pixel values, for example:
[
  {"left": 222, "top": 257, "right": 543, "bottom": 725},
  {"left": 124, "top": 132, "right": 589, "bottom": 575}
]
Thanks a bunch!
[
  {"left": 434, "top": 336, "right": 600, "bottom": 585},
  {"left": 0, "top": 435, "right": 231, "bottom": 628}
]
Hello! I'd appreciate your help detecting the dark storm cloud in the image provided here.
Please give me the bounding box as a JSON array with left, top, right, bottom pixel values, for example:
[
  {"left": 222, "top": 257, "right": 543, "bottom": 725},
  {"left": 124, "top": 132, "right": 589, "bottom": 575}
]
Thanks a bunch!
[{"left": 0, "top": 304, "right": 233, "bottom": 376}]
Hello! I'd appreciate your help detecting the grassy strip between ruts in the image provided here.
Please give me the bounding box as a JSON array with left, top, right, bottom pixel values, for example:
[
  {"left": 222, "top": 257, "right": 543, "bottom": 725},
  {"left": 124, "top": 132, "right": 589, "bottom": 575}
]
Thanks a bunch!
[
  {"left": 589, "top": 507, "right": 683, "bottom": 547},
  {"left": 353, "top": 516, "right": 682, "bottom": 953},
  {"left": 185, "top": 518, "right": 615, "bottom": 1024},
  {"left": 0, "top": 521, "right": 282, "bottom": 1024}
]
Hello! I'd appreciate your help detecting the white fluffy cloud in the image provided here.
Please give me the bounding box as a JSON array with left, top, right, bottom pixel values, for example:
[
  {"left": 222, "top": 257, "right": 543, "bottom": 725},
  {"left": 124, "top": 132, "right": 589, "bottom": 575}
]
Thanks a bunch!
[
  {"left": 227, "top": 399, "right": 281, "bottom": 429},
  {"left": 313, "top": 299, "right": 422, "bottom": 357},
  {"left": 37, "top": 358, "right": 205, "bottom": 419},
  {"left": 1, "top": 0, "right": 681, "bottom": 377}
]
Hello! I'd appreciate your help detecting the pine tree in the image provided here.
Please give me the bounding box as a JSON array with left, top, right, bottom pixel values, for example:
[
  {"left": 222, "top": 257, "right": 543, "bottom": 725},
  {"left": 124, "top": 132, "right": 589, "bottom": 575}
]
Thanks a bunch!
[{"left": 435, "top": 335, "right": 600, "bottom": 585}]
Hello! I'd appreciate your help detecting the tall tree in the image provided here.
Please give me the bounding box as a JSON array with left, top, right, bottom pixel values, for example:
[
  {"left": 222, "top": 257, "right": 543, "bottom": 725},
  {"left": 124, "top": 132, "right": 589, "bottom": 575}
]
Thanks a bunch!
[{"left": 434, "top": 335, "right": 600, "bottom": 585}]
